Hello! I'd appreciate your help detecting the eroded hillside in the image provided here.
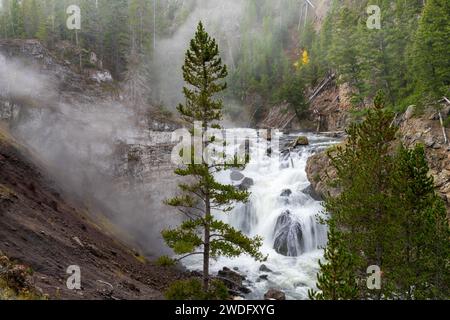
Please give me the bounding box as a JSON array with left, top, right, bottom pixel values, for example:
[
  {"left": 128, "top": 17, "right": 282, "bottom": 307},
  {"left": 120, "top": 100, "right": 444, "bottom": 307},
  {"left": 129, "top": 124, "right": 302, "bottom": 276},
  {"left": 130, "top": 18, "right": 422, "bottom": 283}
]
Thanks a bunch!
[{"left": 0, "top": 124, "right": 187, "bottom": 299}]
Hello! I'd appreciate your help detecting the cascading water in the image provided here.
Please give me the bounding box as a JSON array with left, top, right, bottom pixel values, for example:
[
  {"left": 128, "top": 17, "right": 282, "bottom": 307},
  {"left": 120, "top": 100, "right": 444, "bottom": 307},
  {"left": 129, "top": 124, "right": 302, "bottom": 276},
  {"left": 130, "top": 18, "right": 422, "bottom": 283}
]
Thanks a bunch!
[{"left": 183, "top": 130, "right": 340, "bottom": 300}]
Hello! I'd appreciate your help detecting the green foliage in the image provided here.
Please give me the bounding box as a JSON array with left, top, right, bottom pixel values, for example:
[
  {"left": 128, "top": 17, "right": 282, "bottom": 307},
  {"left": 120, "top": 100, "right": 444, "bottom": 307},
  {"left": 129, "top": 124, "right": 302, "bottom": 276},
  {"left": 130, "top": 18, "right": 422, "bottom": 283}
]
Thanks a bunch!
[
  {"left": 177, "top": 22, "right": 228, "bottom": 126},
  {"left": 315, "top": 92, "right": 450, "bottom": 300},
  {"left": 228, "top": 0, "right": 302, "bottom": 107},
  {"left": 163, "top": 22, "right": 265, "bottom": 294},
  {"left": 277, "top": 70, "right": 309, "bottom": 120},
  {"left": 165, "top": 278, "right": 229, "bottom": 301},
  {"left": 0, "top": 0, "right": 193, "bottom": 81},
  {"left": 156, "top": 256, "right": 176, "bottom": 267},
  {"left": 390, "top": 144, "right": 450, "bottom": 299},
  {"left": 412, "top": 0, "right": 450, "bottom": 100},
  {"left": 300, "top": 0, "right": 430, "bottom": 108},
  {"left": 309, "top": 221, "right": 359, "bottom": 300}
]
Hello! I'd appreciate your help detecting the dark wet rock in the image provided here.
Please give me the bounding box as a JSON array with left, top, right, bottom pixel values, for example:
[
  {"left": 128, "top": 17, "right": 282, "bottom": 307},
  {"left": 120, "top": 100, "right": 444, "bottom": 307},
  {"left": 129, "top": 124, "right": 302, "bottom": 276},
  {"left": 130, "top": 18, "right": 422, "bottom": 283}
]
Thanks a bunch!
[
  {"left": 238, "top": 177, "right": 254, "bottom": 190},
  {"left": 239, "top": 286, "right": 252, "bottom": 294},
  {"left": 230, "top": 171, "right": 245, "bottom": 182},
  {"left": 294, "top": 282, "right": 308, "bottom": 288},
  {"left": 217, "top": 267, "right": 251, "bottom": 295},
  {"left": 259, "top": 264, "right": 273, "bottom": 273},
  {"left": 301, "top": 185, "right": 322, "bottom": 201},
  {"left": 280, "top": 189, "right": 292, "bottom": 197},
  {"left": 264, "top": 289, "right": 286, "bottom": 300},
  {"left": 259, "top": 275, "right": 269, "bottom": 281},
  {"left": 218, "top": 267, "right": 245, "bottom": 283},
  {"left": 273, "top": 210, "right": 303, "bottom": 257}
]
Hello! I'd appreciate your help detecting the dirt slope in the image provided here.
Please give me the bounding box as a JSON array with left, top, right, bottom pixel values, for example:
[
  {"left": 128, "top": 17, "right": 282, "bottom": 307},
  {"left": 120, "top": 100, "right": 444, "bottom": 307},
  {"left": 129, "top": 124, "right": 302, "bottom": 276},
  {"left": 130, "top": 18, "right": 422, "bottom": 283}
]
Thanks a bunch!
[{"left": 0, "top": 125, "right": 185, "bottom": 299}]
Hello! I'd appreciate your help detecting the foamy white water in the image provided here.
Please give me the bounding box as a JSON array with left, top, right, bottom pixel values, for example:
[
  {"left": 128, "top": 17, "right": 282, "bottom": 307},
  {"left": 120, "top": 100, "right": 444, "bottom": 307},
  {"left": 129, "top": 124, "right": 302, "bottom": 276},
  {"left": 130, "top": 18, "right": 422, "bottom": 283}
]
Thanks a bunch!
[{"left": 183, "top": 130, "right": 339, "bottom": 300}]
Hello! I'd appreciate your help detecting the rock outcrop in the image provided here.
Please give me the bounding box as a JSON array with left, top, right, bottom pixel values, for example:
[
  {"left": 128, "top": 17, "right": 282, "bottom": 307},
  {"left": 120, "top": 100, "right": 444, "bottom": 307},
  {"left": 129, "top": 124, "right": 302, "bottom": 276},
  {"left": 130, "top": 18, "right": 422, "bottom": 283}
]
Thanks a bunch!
[
  {"left": 399, "top": 107, "right": 450, "bottom": 214},
  {"left": 306, "top": 106, "right": 450, "bottom": 216}
]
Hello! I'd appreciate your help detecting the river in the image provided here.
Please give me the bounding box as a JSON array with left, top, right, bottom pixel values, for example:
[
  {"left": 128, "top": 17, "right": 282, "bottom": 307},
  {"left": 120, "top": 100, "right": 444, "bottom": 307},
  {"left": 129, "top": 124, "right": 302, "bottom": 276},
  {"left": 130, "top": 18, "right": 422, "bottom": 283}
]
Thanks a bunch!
[{"left": 183, "top": 130, "right": 340, "bottom": 300}]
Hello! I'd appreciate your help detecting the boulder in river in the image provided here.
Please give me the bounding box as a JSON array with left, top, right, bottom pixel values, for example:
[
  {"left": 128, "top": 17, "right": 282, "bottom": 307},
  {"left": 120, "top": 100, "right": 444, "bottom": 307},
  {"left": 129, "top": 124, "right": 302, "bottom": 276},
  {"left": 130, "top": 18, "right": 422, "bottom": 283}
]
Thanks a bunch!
[
  {"left": 259, "top": 264, "right": 273, "bottom": 273},
  {"left": 273, "top": 210, "right": 303, "bottom": 256},
  {"left": 238, "top": 177, "right": 254, "bottom": 190},
  {"left": 280, "top": 189, "right": 292, "bottom": 197},
  {"left": 258, "top": 274, "right": 269, "bottom": 281},
  {"left": 301, "top": 185, "right": 322, "bottom": 201},
  {"left": 290, "top": 136, "right": 309, "bottom": 148},
  {"left": 264, "top": 289, "right": 286, "bottom": 300},
  {"left": 230, "top": 170, "right": 245, "bottom": 182}
]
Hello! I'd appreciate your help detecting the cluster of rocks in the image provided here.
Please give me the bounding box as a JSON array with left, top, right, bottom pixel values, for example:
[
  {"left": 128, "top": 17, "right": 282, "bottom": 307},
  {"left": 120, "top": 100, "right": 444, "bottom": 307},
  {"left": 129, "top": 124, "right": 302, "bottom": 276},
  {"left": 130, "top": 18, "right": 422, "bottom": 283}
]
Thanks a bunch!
[
  {"left": 216, "top": 267, "right": 251, "bottom": 297},
  {"left": 230, "top": 170, "right": 254, "bottom": 191},
  {"left": 218, "top": 266, "right": 286, "bottom": 300}
]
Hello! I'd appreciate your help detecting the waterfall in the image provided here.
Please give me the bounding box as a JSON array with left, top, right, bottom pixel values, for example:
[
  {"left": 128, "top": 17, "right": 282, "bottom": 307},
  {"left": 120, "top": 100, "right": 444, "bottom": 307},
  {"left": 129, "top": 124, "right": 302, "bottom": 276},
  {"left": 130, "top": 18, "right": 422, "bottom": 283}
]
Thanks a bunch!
[{"left": 183, "top": 130, "right": 339, "bottom": 300}]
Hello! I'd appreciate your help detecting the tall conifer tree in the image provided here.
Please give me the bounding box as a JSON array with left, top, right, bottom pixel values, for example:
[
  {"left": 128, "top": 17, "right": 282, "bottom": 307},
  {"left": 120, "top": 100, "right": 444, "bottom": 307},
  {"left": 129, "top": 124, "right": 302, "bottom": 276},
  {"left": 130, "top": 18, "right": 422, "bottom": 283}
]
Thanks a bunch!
[{"left": 162, "top": 22, "right": 265, "bottom": 292}]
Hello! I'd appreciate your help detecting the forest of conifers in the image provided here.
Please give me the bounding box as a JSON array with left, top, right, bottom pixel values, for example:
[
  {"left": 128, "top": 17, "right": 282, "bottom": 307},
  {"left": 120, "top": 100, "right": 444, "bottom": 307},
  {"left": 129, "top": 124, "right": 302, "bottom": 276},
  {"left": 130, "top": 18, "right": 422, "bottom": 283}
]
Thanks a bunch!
[{"left": 1, "top": 0, "right": 448, "bottom": 121}]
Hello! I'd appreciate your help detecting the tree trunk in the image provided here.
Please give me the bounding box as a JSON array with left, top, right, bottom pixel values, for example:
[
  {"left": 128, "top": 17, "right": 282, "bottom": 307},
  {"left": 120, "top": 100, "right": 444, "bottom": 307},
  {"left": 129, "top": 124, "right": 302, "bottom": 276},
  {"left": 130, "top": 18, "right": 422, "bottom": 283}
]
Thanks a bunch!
[
  {"left": 438, "top": 111, "right": 448, "bottom": 145},
  {"left": 203, "top": 194, "right": 211, "bottom": 292}
]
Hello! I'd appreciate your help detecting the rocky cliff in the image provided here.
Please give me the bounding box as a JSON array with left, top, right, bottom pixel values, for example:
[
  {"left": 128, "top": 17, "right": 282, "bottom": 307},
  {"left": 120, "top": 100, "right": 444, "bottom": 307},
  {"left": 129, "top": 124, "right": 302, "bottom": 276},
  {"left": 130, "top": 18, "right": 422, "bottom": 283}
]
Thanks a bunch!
[
  {"left": 0, "top": 124, "right": 187, "bottom": 299},
  {"left": 0, "top": 39, "right": 187, "bottom": 299}
]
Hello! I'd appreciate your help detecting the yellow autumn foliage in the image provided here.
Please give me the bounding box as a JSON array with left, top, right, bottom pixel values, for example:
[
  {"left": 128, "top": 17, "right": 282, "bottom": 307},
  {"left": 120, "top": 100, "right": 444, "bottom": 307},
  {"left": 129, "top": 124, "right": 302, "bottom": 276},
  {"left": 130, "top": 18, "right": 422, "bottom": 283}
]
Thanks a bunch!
[
  {"left": 294, "top": 49, "right": 310, "bottom": 69},
  {"left": 302, "top": 50, "right": 310, "bottom": 65}
]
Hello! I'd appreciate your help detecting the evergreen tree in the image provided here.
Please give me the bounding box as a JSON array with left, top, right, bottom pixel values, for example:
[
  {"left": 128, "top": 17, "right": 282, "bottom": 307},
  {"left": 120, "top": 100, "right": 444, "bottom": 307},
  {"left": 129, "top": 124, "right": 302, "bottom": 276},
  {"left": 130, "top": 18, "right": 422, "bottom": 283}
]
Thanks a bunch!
[
  {"left": 162, "top": 22, "right": 265, "bottom": 292},
  {"left": 309, "top": 220, "right": 359, "bottom": 300},
  {"left": 329, "top": 7, "right": 364, "bottom": 105},
  {"left": 391, "top": 145, "right": 450, "bottom": 299},
  {"left": 412, "top": 0, "right": 450, "bottom": 100},
  {"left": 315, "top": 91, "right": 450, "bottom": 300},
  {"left": 327, "top": 92, "right": 398, "bottom": 299},
  {"left": 278, "top": 70, "right": 309, "bottom": 121},
  {"left": 10, "top": 0, "right": 24, "bottom": 38}
]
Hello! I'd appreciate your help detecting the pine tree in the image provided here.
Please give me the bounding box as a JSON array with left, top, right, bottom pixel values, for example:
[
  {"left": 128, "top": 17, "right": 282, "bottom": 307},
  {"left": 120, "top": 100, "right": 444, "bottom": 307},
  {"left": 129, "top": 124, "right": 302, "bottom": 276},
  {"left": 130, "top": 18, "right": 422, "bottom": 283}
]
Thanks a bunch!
[
  {"left": 315, "top": 91, "right": 450, "bottom": 300},
  {"left": 391, "top": 145, "right": 450, "bottom": 299},
  {"left": 412, "top": 0, "right": 450, "bottom": 100},
  {"left": 10, "top": 0, "right": 24, "bottom": 38},
  {"left": 278, "top": 70, "right": 308, "bottom": 121},
  {"left": 322, "top": 91, "right": 398, "bottom": 299},
  {"left": 329, "top": 7, "right": 364, "bottom": 105},
  {"left": 309, "top": 220, "right": 359, "bottom": 300},
  {"left": 162, "top": 22, "right": 265, "bottom": 292}
]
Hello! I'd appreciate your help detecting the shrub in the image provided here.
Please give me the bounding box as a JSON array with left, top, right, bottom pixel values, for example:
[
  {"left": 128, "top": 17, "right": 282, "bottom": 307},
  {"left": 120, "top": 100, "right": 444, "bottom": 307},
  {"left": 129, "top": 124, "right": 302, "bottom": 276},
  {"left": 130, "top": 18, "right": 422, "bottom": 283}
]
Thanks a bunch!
[
  {"left": 165, "top": 279, "right": 229, "bottom": 300},
  {"left": 0, "top": 253, "right": 46, "bottom": 300},
  {"left": 156, "top": 256, "right": 176, "bottom": 267}
]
